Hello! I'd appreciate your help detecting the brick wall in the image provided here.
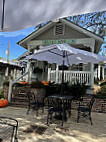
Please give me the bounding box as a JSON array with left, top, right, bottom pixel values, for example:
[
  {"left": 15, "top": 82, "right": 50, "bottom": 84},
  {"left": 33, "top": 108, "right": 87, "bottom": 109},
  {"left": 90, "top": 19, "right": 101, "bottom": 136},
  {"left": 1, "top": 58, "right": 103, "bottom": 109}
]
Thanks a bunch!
[{"left": 71, "top": 96, "right": 106, "bottom": 113}]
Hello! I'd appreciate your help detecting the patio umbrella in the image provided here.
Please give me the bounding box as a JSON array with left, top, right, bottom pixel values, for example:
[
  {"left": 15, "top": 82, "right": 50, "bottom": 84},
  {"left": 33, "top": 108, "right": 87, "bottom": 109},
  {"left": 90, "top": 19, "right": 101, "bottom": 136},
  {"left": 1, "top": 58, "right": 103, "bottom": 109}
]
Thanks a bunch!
[
  {"left": 26, "top": 43, "right": 106, "bottom": 95},
  {"left": 26, "top": 43, "right": 106, "bottom": 65},
  {"left": 0, "top": 0, "right": 106, "bottom": 31}
]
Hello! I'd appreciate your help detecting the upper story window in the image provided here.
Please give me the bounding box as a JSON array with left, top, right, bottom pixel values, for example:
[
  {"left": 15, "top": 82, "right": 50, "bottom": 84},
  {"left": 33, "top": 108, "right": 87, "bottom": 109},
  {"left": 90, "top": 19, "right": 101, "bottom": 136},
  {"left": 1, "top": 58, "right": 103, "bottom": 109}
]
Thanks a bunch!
[{"left": 54, "top": 23, "right": 65, "bottom": 36}]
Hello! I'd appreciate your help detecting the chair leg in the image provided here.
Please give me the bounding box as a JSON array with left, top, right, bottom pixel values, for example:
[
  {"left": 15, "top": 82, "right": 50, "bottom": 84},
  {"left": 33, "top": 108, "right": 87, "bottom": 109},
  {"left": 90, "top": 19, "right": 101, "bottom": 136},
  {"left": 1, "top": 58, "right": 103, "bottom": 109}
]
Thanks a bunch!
[
  {"left": 77, "top": 111, "right": 80, "bottom": 123},
  {"left": 47, "top": 113, "right": 50, "bottom": 125},
  {"left": 42, "top": 106, "right": 44, "bottom": 113},
  {"left": 36, "top": 110, "right": 38, "bottom": 116},
  {"left": 89, "top": 115, "right": 93, "bottom": 125},
  {"left": 27, "top": 105, "right": 30, "bottom": 115},
  {"left": 68, "top": 109, "right": 71, "bottom": 117}
]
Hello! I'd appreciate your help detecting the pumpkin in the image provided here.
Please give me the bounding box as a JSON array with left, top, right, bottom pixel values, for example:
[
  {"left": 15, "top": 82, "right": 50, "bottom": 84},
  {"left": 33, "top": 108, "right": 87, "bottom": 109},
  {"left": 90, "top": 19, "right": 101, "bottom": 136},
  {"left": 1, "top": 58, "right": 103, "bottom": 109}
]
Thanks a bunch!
[
  {"left": 0, "top": 98, "right": 8, "bottom": 108},
  {"left": 42, "top": 81, "right": 49, "bottom": 86},
  {"left": 19, "top": 81, "right": 28, "bottom": 85}
]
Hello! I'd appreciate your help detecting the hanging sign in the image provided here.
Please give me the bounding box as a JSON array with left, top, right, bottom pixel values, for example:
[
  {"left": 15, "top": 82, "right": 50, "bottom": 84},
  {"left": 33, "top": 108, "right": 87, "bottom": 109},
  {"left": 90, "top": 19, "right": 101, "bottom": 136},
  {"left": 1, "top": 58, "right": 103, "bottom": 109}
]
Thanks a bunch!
[{"left": 42, "top": 39, "right": 76, "bottom": 45}]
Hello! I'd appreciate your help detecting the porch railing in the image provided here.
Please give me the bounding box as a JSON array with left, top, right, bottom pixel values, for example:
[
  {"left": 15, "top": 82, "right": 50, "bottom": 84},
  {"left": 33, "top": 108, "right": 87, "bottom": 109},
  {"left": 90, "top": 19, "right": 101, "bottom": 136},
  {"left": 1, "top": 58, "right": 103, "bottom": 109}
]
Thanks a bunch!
[{"left": 48, "top": 69, "right": 91, "bottom": 85}]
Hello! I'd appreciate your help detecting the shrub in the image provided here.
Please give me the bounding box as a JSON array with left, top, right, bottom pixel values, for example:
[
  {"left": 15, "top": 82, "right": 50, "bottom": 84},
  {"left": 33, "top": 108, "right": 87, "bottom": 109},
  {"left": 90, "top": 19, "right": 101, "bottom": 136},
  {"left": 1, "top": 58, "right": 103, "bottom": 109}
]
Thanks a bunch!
[
  {"left": 30, "top": 81, "right": 44, "bottom": 88},
  {"left": 99, "top": 84, "right": 106, "bottom": 95},
  {"left": 0, "top": 90, "right": 4, "bottom": 99},
  {"left": 45, "top": 82, "right": 89, "bottom": 99},
  {"left": 68, "top": 82, "right": 89, "bottom": 100},
  {"left": 14, "top": 82, "right": 22, "bottom": 87},
  {"left": 45, "top": 82, "right": 61, "bottom": 97},
  {"left": 100, "top": 81, "right": 106, "bottom": 86}
]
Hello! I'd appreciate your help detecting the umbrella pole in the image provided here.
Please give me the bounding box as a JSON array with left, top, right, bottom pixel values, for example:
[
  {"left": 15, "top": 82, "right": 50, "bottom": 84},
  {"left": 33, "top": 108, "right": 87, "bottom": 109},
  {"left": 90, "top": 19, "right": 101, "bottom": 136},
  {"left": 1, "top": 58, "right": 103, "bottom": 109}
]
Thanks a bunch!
[{"left": 61, "top": 51, "right": 65, "bottom": 96}]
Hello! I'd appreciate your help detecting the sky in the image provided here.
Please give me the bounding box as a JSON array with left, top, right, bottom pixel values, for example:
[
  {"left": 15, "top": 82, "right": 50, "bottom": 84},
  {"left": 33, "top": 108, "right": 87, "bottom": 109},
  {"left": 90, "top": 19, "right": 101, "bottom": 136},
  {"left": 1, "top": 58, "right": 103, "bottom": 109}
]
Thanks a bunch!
[{"left": 0, "top": 26, "right": 35, "bottom": 60}]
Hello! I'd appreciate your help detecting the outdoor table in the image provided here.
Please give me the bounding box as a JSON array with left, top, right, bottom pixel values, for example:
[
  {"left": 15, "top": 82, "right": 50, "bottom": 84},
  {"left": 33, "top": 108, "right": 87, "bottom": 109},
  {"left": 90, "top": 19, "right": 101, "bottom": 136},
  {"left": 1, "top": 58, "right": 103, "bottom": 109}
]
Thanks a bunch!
[{"left": 47, "top": 94, "right": 73, "bottom": 126}]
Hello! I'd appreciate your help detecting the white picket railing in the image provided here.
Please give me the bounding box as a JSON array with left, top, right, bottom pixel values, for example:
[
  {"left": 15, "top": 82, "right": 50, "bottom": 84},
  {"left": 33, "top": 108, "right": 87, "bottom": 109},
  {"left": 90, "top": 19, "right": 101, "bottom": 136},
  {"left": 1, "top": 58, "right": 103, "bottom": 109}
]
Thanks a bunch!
[{"left": 48, "top": 69, "right": 91, "bottom": 85}]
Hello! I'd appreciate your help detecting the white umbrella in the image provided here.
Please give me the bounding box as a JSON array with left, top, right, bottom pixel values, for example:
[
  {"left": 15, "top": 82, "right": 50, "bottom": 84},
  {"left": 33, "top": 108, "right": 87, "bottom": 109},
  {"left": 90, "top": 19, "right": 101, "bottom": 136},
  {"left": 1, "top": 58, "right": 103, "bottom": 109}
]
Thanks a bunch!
[
  {"left": 0, "top": 0, "right": 106, "bottom": 31},
  {"left": 26, "top": 43, "right": 106, "bottom": 65}
]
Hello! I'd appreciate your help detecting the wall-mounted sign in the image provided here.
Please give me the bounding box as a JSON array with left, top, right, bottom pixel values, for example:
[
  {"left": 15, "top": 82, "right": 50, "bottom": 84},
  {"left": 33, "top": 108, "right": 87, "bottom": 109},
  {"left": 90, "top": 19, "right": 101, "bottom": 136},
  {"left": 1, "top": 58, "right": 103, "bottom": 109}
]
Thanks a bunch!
[{"left": 42, "top": 39, "right": 76, "bottom": 45}]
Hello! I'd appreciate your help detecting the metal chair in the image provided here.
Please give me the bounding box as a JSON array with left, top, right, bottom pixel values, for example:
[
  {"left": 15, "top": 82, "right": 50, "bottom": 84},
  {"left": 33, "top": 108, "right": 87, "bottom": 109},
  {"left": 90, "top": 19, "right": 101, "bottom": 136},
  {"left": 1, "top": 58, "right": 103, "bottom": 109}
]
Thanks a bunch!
[
  {"left": 0, "top": 116, "right": 18, "bottom": 142},
  {"left": 27, "top": 92, "right": 45, "bottom": 116},
  {"left": 77, "top": 97, "right": 95, "bottom": 125},
  {"left": 47, "top": 97, "right": 64, "bottom": 126}
]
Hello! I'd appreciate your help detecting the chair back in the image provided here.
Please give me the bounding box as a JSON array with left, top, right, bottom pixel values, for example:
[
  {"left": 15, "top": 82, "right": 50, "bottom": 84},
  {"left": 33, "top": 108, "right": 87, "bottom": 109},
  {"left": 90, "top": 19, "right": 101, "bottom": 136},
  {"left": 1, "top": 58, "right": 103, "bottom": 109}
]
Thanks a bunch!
[
  {"left": 0, "top": 116, "right": 18, "bottom": 142},
  {"left": 89, "top": 97, "right": 95, "bottom": 110}
]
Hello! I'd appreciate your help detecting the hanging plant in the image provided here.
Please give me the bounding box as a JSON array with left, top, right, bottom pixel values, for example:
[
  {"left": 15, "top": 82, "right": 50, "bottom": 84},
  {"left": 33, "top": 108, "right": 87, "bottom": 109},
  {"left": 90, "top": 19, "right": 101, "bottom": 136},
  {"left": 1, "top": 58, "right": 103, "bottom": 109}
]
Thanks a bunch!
[{"left": 33, "top": 67, "right": 43, "bottom": 74}]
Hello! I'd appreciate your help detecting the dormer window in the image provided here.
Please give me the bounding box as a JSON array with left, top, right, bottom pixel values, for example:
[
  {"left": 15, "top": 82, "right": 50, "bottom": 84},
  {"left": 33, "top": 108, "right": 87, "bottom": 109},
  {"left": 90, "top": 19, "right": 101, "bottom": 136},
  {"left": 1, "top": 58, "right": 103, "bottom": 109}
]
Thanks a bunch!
[{"left": 54, "top": 23, "right": 65, "bottom": 35}]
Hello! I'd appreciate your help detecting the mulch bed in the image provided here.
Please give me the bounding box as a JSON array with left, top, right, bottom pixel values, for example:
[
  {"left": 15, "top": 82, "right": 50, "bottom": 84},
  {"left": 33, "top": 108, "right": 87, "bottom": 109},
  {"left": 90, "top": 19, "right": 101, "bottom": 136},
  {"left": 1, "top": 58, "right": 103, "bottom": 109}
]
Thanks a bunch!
[{"left": 23, "top": 125, "right": 47, "bottom": 135}]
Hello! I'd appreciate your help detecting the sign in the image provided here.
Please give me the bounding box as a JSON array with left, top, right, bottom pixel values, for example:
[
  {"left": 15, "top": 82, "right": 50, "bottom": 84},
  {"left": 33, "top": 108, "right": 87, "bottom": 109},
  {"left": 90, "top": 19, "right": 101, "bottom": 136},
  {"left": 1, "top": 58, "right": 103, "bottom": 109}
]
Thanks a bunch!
[{"left": 42, "top": 39, "right": 76, "bottom": 45}]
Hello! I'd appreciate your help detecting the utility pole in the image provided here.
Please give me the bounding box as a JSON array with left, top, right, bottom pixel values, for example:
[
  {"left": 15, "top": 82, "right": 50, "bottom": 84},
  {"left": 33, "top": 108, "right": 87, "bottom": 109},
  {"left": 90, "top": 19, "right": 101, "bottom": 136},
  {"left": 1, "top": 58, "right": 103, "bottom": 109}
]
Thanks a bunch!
[
  {"left": 7, "top": 42, "right": 10, "bottom": 63},
  {"left": 6, "top": 42, "right": 10, "bottom": 63},
  {"left": 5, "top": 42, "right": 10, "bottom": 77}
]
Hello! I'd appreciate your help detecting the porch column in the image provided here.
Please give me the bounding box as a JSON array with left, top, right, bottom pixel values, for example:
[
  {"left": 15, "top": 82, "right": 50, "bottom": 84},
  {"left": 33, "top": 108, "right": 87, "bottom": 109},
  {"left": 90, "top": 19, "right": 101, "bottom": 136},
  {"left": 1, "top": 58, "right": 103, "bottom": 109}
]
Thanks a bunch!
[
  {"left": 90, "top": 42, "right": 95, "bottom": 88},
  {"left": 56, "top": 65, "right": 59, "bottom": 83},
  {"left": 5, "top": 67, "right": 9, "bottom": 76},
  {"left": 98, "top": 64, "right": 101, "bottom": 80},
  {"left": 48, "top": 68, "right": 51, "bottom": 81},
  {"left": 13, "top": 68, "right": 16, "bottom": 80},
  {"left": 10, "top": 69, "right": 13, "bottom": 80},
  {"left": 29, "top": 64, "right": 32, "bottom": 83},
  {"left": 26, "top": 45, "right": 31, "bottom": 82},
  {"left": 102, "top": 65, "right": 104, "bottom": 80}
]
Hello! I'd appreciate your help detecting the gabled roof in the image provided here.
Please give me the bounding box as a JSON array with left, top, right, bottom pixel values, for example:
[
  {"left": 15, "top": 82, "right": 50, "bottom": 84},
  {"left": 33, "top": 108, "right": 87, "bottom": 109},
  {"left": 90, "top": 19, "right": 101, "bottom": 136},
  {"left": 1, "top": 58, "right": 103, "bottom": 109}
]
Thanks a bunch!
[
  {"left": 17, "top": 18, "right": 103, "bottom": 49},
  {"left": 17, "top": 51, "right": 29, "bottom": 60}
]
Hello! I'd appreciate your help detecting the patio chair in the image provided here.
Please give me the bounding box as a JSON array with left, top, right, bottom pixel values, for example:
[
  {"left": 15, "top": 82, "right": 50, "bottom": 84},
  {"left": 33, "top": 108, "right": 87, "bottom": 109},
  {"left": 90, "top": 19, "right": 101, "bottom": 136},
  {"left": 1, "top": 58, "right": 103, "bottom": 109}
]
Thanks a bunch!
[
  {"left": 27, "top": 92, "right": 45, "bottom": 116},
  {"left": 77, "top": 97, "right": 95, "bottom": 125},
  {"left": 47, "top": 97, "right": 64, "bottom": 126},
  {"left": 0, "top": 116, "right": 18, "bottom": 142}
]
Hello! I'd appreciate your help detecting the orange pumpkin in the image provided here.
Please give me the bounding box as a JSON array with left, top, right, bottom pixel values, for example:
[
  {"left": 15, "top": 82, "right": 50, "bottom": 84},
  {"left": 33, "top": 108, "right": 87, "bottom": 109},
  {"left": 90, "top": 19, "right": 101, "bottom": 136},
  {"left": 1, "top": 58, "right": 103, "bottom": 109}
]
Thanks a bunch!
[
  {"left": 42, "top": 81, "right": 49, "bottom": 86},
  {"left": 19, "top": 81, "right": 28, "bottom": 85},
  {"left": 0, "top": 98, "right": 8, "bottom": 108}
]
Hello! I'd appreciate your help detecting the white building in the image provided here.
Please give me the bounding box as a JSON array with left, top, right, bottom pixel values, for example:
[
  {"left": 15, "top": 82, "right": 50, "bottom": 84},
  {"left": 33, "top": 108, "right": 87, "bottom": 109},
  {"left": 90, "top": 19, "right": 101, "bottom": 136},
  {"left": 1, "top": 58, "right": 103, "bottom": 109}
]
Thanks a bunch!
[{"left": 17, "top": 18, "right": 105, "bottom": 89}]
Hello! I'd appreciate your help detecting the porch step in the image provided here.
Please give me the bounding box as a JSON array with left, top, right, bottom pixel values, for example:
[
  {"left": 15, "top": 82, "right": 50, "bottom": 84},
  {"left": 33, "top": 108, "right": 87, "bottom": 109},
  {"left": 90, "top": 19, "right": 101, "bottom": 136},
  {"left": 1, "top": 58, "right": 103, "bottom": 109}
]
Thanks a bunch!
[
  {"left": 10, "top": 91, "right": 29, "bottom": 108},
  {"left": 11, "top": 97, "right": 28, "bottom": 102}
]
